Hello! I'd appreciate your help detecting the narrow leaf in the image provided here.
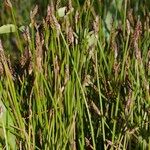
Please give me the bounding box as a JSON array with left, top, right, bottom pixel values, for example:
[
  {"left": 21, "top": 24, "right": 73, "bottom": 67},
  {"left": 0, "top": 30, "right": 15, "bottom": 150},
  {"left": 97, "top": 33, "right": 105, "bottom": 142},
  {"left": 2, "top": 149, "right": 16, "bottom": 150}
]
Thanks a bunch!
[{"left": 0, "top": 24, "right": 17, "bottom": 34}]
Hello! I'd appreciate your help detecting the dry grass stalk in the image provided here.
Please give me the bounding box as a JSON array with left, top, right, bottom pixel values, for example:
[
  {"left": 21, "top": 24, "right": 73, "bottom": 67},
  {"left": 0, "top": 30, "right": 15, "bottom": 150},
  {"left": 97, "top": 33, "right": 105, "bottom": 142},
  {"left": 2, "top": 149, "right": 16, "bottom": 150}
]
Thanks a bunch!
[
  {"left": 50, "top": 1, "right": 55, "bottom": 15},
  {"left": 22, "top": 26, "right": 31, "bottom": 44},
  {"left": 20, "top": 47, "right": 30, "bottom": 67},
  {"left": 90, "top": 100, "right": 101, "bottom": 116},
  {"left": 21, "top": 26, "right": 33, "bottom": 75},
  {"left": 126, "top": 19, "right": 131, "bottom": 35},
  {"left": 30, "top": 5, "right": 38, "bottom": 26},
  {"left": 93, "top": 16, "right": 99, "bottom": 36},
  {"left": 113, "top": 62, "right": 120, "bottom": 80},
  {"left": 83, "top": 75, "right": 92, "bottom": 87},
  {"left": 134, "top": 19, "right": 142, "bottom": 43},
  {"left": 64, "top": 64, "right": 70, "bottom": 86},
  {"left": 35, "top": 30, "right": 43, "bottom": 72},
  {"left": 7, "top": 55, "right": 13, "bottom": 75},
  {"left": 133, "top": 19, "right": 142, "bottom": 61},
  {"left": 20, "top": 47, "right": 33, "bottom": 75},
  {"left": 46, "top": 5, "right": 52, "bottom": 24},
  {"left": 46, "top": 4, "right": 61, "bottom": 36},
  {"left": 144, "top": 13, "right": 150, "bottom": 31},
  {"left": 85, "top": 137, "right": 94, "bottom": 150},
  {"left": 52, "top": 15, "right": 61, "bottom": 35},
  {"left": 75, "top": 10, "right": 79, "bottom": 26},
  {"left": 110, "top": 29, "right": 118, "bottom": 61}
]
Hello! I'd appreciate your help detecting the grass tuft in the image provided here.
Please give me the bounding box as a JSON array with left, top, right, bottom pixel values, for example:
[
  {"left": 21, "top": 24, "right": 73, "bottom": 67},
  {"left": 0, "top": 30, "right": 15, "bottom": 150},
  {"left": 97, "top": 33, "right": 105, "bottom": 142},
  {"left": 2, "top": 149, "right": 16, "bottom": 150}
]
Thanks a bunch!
[{"left": 0, "top": 0, "right": 149, "bottom": 149}]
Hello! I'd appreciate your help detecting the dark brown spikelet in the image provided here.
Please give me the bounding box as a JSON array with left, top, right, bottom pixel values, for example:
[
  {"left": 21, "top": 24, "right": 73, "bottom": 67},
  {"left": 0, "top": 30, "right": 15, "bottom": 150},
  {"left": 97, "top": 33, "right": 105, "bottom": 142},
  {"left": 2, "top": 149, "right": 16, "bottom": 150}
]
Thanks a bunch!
[
  {"left": 20, "top": 47, "right": 30, "bottom": 67},
  {"left": 66, "top": 0, "right": 73, "bottom": 14},
  {"left": 67, "top": 25, "right": 74, "bottom": 45},
  {"left": 134, "top": 19, "right": 142, "bottom": 42},
  {"left": 46, "top": 4, "right": 61, "bottom": 36},
  {"left": 35, "top": 30, "right": 44, "bottom": 72},
  {"left": 46, "top": 2, "right": 54, "bottom": 25},
  {"left": 22, "top": 26, "right": 31, "bottom": 44},
  {"left": 46, "top": 5, "right": 51, "bottom": 25},
  {"left": 0, "top": 40, "right": 5, "bottom": 75},
  {"left": 125, "top": 88, "right": 132, "bottom": 115},
  {"left": 54, "top": 55, "right": 60, "bottom": 80},
  {"left": 0, "top": 39, "right": 13, "bottom": 77},
  {"left": 21, "top": 26, "right": 33, "bottom": 75},
  {"left": 20, "top": 47, "right": 33, "bottom": 75},
  {"left": 133, "top": 19, "right": 142, "bottom": 60}
]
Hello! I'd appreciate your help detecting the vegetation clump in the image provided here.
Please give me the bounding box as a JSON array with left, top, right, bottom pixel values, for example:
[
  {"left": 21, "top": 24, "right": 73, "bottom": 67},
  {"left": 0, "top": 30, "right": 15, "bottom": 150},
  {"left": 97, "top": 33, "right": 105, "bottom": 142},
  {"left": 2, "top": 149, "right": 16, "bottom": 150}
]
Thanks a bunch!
[{"left": 0, "top": 0, "right": 150, "bottom": 149}]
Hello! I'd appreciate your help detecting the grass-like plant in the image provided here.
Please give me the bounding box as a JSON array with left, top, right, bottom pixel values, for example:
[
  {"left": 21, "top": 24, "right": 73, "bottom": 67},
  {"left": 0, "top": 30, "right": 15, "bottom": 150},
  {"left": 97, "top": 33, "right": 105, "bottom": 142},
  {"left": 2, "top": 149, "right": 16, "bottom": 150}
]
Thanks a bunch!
[{"left": 0, "top": 0, "right": 150, "bottom": 149}]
